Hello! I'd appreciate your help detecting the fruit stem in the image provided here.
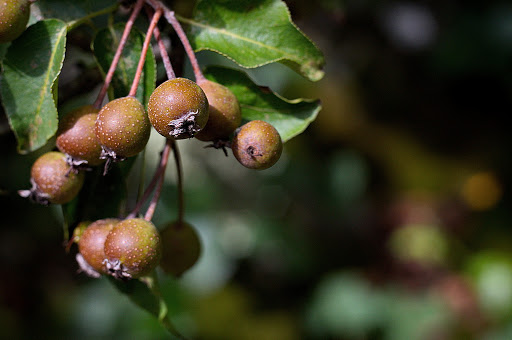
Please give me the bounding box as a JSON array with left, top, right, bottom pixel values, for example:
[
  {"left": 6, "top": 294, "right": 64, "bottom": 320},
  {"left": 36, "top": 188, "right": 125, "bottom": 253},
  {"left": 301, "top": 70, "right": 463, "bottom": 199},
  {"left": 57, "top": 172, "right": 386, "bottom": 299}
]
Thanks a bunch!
[
  {"left": 144, "top": 139, "right": 172, "bottom": 221},
  {"left": 128, "top": 7, "right": 163, "bottom": 98},
  {"left": 141, "top": 273, "right": 189, "bottom": 339},
  {"left": 93, "top": 0, "right": 145, "bottom": 109},
  {"left": 171, "top": 140, "right": 185, "bottom": 225},
  {"left": 145, "top": 6, "right": 176, "bottom": 79},
  {"left": 128, "top": 140, "right": 172, "bottom": 219},
  {"left": 145, "top": 0, "right": 205, "bottom": 82}
]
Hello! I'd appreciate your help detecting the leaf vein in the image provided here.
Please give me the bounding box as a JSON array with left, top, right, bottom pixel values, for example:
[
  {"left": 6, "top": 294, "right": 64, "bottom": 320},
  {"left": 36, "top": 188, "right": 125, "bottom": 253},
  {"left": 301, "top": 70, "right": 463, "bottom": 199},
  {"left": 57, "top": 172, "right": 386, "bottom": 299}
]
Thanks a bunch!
[
  {"left": 34, "top": 27, "right": 66, "bottom": 135},
  {"left": 178, "top": 16, "right": 297, "bottom": 61}
]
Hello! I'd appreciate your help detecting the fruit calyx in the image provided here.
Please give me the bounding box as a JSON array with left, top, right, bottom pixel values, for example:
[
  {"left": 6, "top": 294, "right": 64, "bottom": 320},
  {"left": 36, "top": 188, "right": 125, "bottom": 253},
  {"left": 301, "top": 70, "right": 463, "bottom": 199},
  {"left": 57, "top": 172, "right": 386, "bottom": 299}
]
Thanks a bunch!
[
  {"left": 168, "top": 109, "right": 203, "bottom": 139},
  {"left": 18, "top": 178, "right": 51, "bottom": 206}
]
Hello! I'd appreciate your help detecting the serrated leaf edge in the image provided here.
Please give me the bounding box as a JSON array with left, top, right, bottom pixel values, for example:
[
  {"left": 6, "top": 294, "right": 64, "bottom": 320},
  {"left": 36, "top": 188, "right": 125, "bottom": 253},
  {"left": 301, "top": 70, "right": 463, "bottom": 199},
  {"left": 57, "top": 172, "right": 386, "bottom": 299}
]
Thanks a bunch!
[
  {"left": 177, "top": 2, "right": 325, "bottom": 82},
  {"left": 32, "top": 22, "right": 67, "bottom": 142}
]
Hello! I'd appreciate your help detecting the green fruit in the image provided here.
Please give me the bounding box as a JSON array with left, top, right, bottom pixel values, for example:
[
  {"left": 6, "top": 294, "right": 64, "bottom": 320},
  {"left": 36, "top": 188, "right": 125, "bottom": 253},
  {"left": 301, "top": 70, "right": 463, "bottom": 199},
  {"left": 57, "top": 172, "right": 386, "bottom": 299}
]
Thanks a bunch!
[
  {"left": 56, "top": 105, "right": 104, "bottom": 166},
  {"left": 23, "top": 151, "right": 85, "bottom": 205},
  {"left": 78, "top": 219, "right": 119, "bottom": 276},
  {"left": 194, "top": 80, "right": 241, "bottom": 142},
  {"left": 147, "top": 77, "right": 209, "bottom": 139},
  {"left": 231, "top": 120, "right": 283, "bottom": 170},
  {"left": 95, "top": 96, "right": 151, "bottom": 159},
  {"left": 0, "top": 0, "right": 30, "bottom": 44},
  {"left": 160, "top": 220, "right": 201, "bottom": 277},
  {"left": 104, "top": 218, "right": 162, "bottom": 279}
]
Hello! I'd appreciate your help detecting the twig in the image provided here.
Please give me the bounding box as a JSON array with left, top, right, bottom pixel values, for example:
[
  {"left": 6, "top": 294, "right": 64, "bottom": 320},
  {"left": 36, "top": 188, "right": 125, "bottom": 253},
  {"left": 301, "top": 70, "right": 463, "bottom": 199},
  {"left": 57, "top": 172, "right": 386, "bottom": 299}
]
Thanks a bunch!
[
  {"left": 93, "top": 0, "right": 145, "bottom": 109},
  {"left": 127, "top": 140, "right": 172, "bottom": 219},
  {"left": 145, "top": 0, "right": 205, "bottom": 82},
  {"left": 128, "top": 7, "right": 163, "bottom": 97},
  {"left": 144, "top": 139, "right": 172, "bottom": 221},
  {"left": 145, "top": 6, "right": 176, "bottom": 79},
  {"left": 171, "top": 140, "right": 184, "bottom": 224}
]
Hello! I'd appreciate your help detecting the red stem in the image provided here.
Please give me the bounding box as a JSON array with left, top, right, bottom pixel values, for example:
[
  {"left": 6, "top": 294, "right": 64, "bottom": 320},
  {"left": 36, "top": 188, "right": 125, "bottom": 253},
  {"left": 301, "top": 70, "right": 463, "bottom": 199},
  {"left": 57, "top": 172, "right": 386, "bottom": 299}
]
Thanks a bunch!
[
  {"left": 128, "top": 140, "right": 172, "bottom": 219},
  {"left": 145, "top": 0, "right": 205, "bottom": 82},
  {"left": 144, "top": 139, "right": 172, "bottom": 221},
  {"left": 171, "top": 140, "right": 185, "bottom": 224},
  {"left": 145, "top": 6, "right": 175, "bottom": 79},
  {"left": 93, "top": 0, "right": 144, "bottom": 109},
  {"left": 128, "top": 7, "right": 163, "bottom": 97}
]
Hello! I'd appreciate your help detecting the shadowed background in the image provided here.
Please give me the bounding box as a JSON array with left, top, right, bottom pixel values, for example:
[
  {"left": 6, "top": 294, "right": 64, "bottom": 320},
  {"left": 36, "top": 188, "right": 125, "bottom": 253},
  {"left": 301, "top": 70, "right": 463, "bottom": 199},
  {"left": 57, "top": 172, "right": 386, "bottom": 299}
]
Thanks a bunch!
[{"left": 2, "top": 0, "right": 512, "bottom": 339}]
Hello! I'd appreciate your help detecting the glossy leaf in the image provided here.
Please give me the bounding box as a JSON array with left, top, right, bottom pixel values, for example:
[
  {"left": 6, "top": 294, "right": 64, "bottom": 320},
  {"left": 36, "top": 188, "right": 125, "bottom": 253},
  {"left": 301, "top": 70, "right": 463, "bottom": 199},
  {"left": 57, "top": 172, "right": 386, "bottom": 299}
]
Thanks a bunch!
[
  {"left": 33, "top": 0, "right": 118, "bottom": 25},
  {"left": 204, "top": 66, "right": 321, "bottom": 142},
  {"left": 1, "top": 19, "right": 67, "bottom": 154},
  {"left": 93, "top": 23, "right": 156, "bottom": 106},
  {"left": 107, "top": 274, "right": 185, "bottom": 338},
  {"left": 185, "top": 0, "right": 325, "bottom": 81}
]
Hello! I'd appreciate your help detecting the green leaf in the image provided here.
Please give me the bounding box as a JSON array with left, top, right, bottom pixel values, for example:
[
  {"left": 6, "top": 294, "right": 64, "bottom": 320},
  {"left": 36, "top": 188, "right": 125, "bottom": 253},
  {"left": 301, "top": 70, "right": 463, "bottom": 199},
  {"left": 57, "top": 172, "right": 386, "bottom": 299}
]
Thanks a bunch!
[
  {"left": 184, "top": 0, "right": 325, "bottom": 81},
  {"left": 107, "top": 274, "right": 187, "bottom": 339},
  {"left": 204, "top": 66, "right": 321, "bottom": 142},
  {"left": 0, "top": 44, "right": 8, "bottom": 64},
  {"left": 1, "top": 19, "right": 67, "bottom": 154},
  {"left": 34, "top": 0, "right": 118, "bottom": 25},
  {"left": 93, "top": 23, "right": 156, "bottom": 106},
  {"left": 61, "top": 163, "right": 132, "bottom": 229}
]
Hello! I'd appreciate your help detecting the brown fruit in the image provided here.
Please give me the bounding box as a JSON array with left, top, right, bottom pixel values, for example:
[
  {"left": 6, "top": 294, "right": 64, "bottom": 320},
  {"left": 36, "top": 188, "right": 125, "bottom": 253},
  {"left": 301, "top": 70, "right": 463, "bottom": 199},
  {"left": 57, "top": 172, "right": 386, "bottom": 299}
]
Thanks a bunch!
[
  {"left": 56, "top": 105, "right": 103, "bottom": 166},
  {"left": 0, "top": 0, "right": 30, "bottom": 44},
  {"left": 194, "top": 79, "right": 241, "bottom": 142},
  {"left": 160, "top": 220, "right": 201, "bottom": 277},
  {"left": 104, "top": 218, "right": 162, "bottom": 279},
  {"left": 23, "top": 151, "right": 85, "bottom": 205},
  {"left": 231, "top": 120, "right": 283, "bottom": 170},
  {"left": 147, "top": 78, "right": 209, "bottom": 139},
  {"left": 78, "top": 219, "right": 119, "bottom": 275},
  {"left": 95, "top": 96, "right": 151, "bottom": 159}
]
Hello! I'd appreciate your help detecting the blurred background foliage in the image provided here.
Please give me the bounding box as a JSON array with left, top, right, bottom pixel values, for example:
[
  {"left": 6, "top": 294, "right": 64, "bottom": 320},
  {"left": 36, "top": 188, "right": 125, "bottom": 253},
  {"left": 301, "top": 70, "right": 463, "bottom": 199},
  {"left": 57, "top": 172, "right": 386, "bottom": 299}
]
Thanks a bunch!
[{"left": 2, "top": 0, "right": 512, "bottom": 339}]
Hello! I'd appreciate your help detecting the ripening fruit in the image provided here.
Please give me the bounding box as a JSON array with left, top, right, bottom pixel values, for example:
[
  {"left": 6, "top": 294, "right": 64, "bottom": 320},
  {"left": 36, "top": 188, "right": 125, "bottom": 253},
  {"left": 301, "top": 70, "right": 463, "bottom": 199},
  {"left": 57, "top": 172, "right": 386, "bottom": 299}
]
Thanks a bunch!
[
  {"left": 147, "top": 77, "right": 209, "bottom": 139},
  {"left": 231, "top": 120, "right": 283, "bottom": 170},
  {"left": 22, "top": 151, "right": 85, "bottom": 205},
  {"left": 194, "top": 79, "right": 241, "bottom": 142},
  {"left": 104, "top": 218, "right": 161, "bottom": 279},
  {"left": 95, "top": 96, "right": 151, "bottom": 159},
  {"left": 72, "top": 220, "right": 91, "bottom": 244},
  {"left": 78, "top": 219, "right": 119, "bottom": 275},
  {"left": 160, "top": 220, "right": 201, "bottom": 277},
  {"left": 56, "top": 105, "right": 103, "bottom": 166},
  {"left": 0, "top": 0, "right": 31, "bottom": 44}
]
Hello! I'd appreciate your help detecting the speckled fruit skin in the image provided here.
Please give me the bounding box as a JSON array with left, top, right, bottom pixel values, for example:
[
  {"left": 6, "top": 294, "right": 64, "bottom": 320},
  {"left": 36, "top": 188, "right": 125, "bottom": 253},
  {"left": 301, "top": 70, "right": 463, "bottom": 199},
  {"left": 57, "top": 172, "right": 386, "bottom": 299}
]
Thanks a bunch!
[
  {"left": 78, "top": 219, "right": 119, "bottom": 274},
  {"left": 160, "top": 220, "right": 201, "bottom": 277},
  {"left": 194, "top": 80, "right": 241, "bottom": 142},
  {"left": 104, "top": 218, "right": 161, "bottom": 279},
  {"left": 147, "top": 78, "right": 209, "bottom": 139},
  {"left": 231, "top": 120, "right": 283, "bottom": 170},
  {"left": 0, "top": 0, "right": 30, "bottom": 44},
  {"left": 31, "top": 151, "right": 85, "bottom": 204},
  {"left": 56, "top": 105, "right": 104, "bottom": 166},
  {"left": 95, "top": 96, "right": 151, "bottom": 158}
]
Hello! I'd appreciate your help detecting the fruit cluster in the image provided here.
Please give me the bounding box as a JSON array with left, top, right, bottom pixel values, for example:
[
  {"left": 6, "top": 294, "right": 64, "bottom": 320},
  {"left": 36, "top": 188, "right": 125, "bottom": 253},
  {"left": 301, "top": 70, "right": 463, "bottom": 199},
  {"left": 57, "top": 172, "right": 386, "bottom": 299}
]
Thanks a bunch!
[{"left": 15, "top": 0, "right": 283, "bottom": 280}]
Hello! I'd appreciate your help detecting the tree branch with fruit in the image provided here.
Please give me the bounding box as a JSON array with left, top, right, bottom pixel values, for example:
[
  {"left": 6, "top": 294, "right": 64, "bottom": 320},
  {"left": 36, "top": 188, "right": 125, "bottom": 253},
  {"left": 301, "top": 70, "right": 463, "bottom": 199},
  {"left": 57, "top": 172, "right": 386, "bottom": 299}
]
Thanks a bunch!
[{"left": 1, "top": 0, "right": 324, "bottom": 336}]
